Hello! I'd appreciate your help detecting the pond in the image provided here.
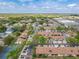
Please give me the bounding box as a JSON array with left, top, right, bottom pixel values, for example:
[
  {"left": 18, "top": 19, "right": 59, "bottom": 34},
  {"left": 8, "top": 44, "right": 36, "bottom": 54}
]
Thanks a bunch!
[
  {"left": 0, "top": 47, "right": 11, "bottom": 59},
  {"left": 0, "top": 45, "right": 18, "bottom": 59}
]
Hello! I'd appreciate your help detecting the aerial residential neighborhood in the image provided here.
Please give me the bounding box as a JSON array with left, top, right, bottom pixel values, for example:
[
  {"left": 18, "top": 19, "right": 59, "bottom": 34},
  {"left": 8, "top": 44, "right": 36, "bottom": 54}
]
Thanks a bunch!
[
  {"left": 0, "top": 14, "right": 79, "bottom": 59},
  {"left": 0, "top": 0, "right": 79, "bottom": 59}
]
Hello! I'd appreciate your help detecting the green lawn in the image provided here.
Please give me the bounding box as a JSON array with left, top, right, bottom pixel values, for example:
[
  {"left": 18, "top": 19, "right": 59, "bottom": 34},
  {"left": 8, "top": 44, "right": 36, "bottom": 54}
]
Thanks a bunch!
[{"left": 63, "top": 56, "right": 79, "bottom": 59}]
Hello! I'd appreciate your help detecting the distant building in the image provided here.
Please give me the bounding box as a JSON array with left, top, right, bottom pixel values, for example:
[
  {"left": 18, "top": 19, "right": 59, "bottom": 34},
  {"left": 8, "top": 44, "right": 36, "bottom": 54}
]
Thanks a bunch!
[{"left": 54, "top": 18, "right": 79, "bottom": 28}]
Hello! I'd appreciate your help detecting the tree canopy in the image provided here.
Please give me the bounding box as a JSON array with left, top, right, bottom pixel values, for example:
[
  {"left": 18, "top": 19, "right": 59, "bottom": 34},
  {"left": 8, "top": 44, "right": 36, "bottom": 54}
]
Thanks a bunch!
[
  {"left": 0, "top": 23, "right": 6, "bottom": 32},
  {"left": 33, "top": 35, "right": 47, "bottom": 45},
  {"left": 56, "top": 26, "right": 65, "bottom": 31},
  {"left": 4, "top": 35, "right": 15, "bottom": 45},
  {"left": 0, "top": 46, "right": 4, "bottom": 52}
]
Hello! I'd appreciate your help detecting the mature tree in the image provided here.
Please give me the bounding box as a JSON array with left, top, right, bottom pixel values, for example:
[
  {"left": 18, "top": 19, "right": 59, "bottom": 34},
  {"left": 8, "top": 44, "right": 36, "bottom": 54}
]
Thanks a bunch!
[
  {"left": 0, "top": 46, "right": 4, "bottom": 52},
  {"left": 66, "top": 37, "right": 77, "bottom": 43},
  {"left": 12, "top": 31, "right": 21, "bottom": 37},
  {"left": 33, "top": 35, "right": 47, "bottom": 45},
  {"left": 75, "top": 32, "right": 79, "bottom": 43},
  {"left": 75, "top": 32, "right": 79, "bottom": 39},
  {"left": 38, "top": 36, "right": 46, "bottom": 44},
  {"left": 66, "top": 37, "right": 79, "bottom": 46},
  {"left": 12, "top": 23, "right": 26, "bottom": 32},
  {"left": 4, "top": 35, "right": 15, "bottom": 45},
  {"left": 39, "top": 20, "right": 45, "bottom": 25},
  {"left": 26, "top": 41, "right": 33, "bottom": 45},
  {"left": 0, "top": 23, "right": 6, "bottom": 32},
  {"left": 12, "top": 24, "right": 22, "bottom": 31},
  {"left": 27, "top": 24, "right": 34, "bottom": 35},
  {"left": 39, "top": 26, "right": 45, "bottom": 30},
  {"left": 56, "top": 26, "right": 65, "bottom": 31},
  {"left": 66, "top": 32, "right": 79, "bottom": 46},
  {"left": 8, "top": 17, "right": 24, "bottom": 25}
]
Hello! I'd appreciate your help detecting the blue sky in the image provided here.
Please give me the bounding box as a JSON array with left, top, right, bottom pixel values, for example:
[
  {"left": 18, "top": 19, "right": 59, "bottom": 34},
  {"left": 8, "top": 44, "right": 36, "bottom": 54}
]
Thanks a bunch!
[{"left": 0, "top": 0, "right": 79, "bottom": 13}]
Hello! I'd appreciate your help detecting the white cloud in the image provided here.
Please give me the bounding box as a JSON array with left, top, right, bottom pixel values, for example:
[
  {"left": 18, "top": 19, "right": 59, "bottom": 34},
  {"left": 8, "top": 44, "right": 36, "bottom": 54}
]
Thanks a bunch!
[
  {"left": 0, "top": 2, "right": 15, "bottom": 5},
  {"left": 58, "top": 0, "right": 68, "bottom": 2},
  {"left": 18, "top": 0, "right": 33, "bottom": 2},
  {"left": 0, "top": 2, "right": 17, "bottom": 9},
  {"left": 0, "top": 0, "right": 79, "bottom": 13},
  {"left": 67, "top": 3, "right": 77, "bottom": 7}
]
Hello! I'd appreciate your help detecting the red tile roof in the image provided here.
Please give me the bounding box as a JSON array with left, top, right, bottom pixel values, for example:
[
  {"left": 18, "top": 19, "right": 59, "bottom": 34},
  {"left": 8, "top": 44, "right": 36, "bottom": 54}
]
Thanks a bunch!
[
  {"left": 36, "top": 46, "right": 79, "bottom": 55},
  {"left": 37, "top": 31, "right": 64, "bottom": 39},
  {"left": 35, "top": 58, "right": 51, "bottom": 59}
]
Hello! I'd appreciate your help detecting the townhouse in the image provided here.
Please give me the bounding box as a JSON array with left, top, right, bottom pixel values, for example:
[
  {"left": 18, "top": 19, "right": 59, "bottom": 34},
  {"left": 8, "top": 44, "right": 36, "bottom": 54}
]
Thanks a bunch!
[
  {"left": 37, "top": 30, "right": 67, "bottom": 47},
  {"left": 36, "top": 46, "right": 79, "bottom": 56},
  {"left": 35, "top": 30, "right": 79, "bottom": 57}
]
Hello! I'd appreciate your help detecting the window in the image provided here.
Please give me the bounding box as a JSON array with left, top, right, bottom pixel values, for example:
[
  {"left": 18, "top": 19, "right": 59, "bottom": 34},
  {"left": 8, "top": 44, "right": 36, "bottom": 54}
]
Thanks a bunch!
[
  {"left": 78, "top": 50, "right": 79, "bottom": 53},
  {"left": 71, "top": 50, "right": 73, "bottom": 52},
  {"left": 51, "top": 34, "right": 54, "bottom": 36},
  {"left": 49, "top": 50, "right": 52, "bottom": 52}
]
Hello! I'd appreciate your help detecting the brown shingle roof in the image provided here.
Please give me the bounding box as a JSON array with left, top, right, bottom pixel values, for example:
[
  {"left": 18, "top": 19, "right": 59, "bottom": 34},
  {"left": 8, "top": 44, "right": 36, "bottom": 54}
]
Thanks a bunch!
[{"left": 16, "top": 30, "right": 28, "bottom": 44}]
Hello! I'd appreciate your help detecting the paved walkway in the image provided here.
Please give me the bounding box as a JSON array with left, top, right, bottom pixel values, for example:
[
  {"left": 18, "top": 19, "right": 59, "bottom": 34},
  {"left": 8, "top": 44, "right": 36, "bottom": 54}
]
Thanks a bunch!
[{"left": 18, "top": 45, "right": 32, "bottom": 59}]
